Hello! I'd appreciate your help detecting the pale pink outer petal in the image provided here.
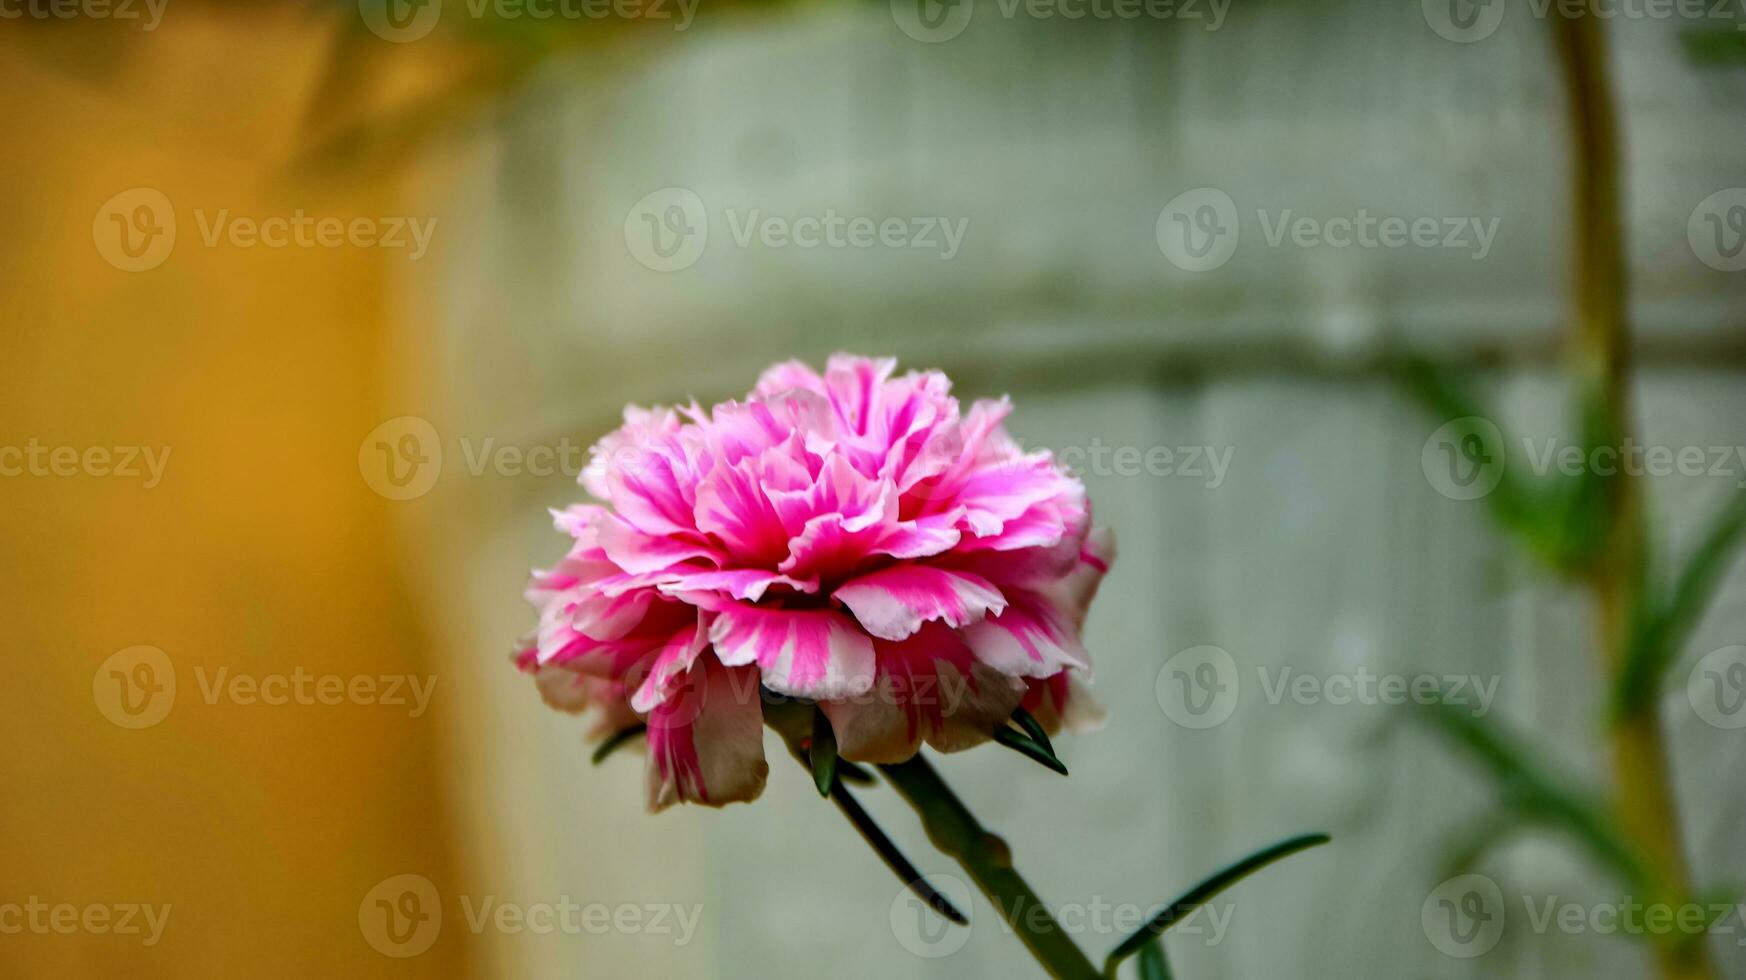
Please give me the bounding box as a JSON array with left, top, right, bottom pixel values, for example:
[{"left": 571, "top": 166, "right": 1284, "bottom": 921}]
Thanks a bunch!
[
  {"left": 833, "top": 565, "right": 1007, "bottom": 641},
  {"left": 1043, "top": 523, "right": 1115, "bottom": 631},
  {"left": 820, "top": 623, "right": 1023, "bottom": 763},
  {"left": 707, "top": 604, "right": 876, "bottom": 700},
  {"left": 645, "top": 655, "right": 768, "bottom": 810},
  {"left": 960, "top": 589, "right": 1091, "bottom": 679}
]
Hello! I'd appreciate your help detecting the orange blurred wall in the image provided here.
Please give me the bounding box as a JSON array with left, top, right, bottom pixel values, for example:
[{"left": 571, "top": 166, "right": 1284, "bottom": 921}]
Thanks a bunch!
[{"left": 0, "top": 11, "right": 475, "bottom": 978}]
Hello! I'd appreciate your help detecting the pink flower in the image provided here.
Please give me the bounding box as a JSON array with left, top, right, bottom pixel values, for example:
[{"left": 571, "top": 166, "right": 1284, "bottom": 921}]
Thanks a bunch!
[{"left": 515, "top": 354, "right": 1113, "bottom": 810}]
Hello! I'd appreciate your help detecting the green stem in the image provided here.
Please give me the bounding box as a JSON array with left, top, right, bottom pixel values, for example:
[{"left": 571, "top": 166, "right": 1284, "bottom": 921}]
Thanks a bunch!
[{"left": 878, "top": 754, "right": 1102, "bottom": 980}]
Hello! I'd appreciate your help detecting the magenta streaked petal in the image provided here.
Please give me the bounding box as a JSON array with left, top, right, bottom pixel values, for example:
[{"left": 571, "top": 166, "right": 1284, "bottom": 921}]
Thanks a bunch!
[
  {"left": 820, "top": 623, "right": 1023, "bottom": 763},
  {"left": 961, "top": 589, "right": 1091, "bottom": 678},
  {"left": 834, "top": 565, "right": 1007, "bottom": 641},
  {"left": 708, "top": 604, "right": 875, "bottom": 700},
  {"left": 596, "top": 514, "right": 721, "bottom": 574}
]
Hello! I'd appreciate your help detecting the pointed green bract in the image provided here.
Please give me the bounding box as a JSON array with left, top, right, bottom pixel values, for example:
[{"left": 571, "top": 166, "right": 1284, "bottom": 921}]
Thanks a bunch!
[
  {"left": 1012, "top": 706, "right": 1055, "bottom": 756},
  {"left": 810, "top": 707, "right": 839, "bottom": 797},
  {"left": 993, "top": 725, "right": 1068, "bottom": 776}
]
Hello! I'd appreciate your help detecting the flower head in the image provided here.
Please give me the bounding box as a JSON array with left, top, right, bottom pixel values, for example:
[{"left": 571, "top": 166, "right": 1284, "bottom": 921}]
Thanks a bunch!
[{"left": 515, "top": 354, "right": 1112, "bottom": 809}]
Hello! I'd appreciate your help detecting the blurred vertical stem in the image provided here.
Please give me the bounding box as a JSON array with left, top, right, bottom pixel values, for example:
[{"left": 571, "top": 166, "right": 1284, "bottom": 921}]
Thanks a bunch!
[
  {"left": 1551, "top": 11, "right": 1715, "bottom": 980},
  {"left": 879, "top": 755, "right": 1101, "bottom": 980}
]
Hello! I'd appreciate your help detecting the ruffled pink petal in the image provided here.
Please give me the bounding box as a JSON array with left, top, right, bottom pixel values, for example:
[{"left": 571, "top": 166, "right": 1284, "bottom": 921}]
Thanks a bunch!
[
  {"left": 645, "top": 654, "right": 768, "bottom": 810},
  {"left": 629, "top": 615, "right": 710, "bottom": 713},
  {"left": 651, "top": 568, "right": 817, "bottom": 602},
  {"left": 961, "top": 589, "right": 1090, "bottom": 678},
  {"left": 834, "top": 565, "right": 1007, "bottom": 641},
  {"left": 708, "top": 604, "right": 875, "bottom": 700},
  {"left": 693, "top": 457, "right": 791, "bottom": 565},
  {"left": 596, "top": 514, "right": 721, "bottom": 575},
  {"left": 820, "top": 623, "right": 1023, "bottom": 763}
]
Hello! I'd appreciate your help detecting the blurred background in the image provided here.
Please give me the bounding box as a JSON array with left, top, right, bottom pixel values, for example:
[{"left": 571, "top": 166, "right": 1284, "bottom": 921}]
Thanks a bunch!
[{"left": 2, "top": 0, "right": 1743, "bottom": 977}]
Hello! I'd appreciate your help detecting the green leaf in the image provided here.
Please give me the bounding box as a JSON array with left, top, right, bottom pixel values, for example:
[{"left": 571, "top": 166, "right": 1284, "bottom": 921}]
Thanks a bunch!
[
  {"left": 810, "top": 707, "right": 839, "bottom": 797},
  {"left": 993, "top": 725, "right": 1068, "bottom": 776},
  {"left": 1616, "top": 489, "right": 1746, "bottom": 718},
  {"left": 1138, "top": 939, "right": 1171, "bottom": 980},
  {"left": 1103, "top": 833, "right": 1330, "bottom": 977},
  {"left": 590, "top": 723, "right": 646, "bottom": 766},
  {"left": 1411, "top": 700, "right": 1648, "bottom": 889}
]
